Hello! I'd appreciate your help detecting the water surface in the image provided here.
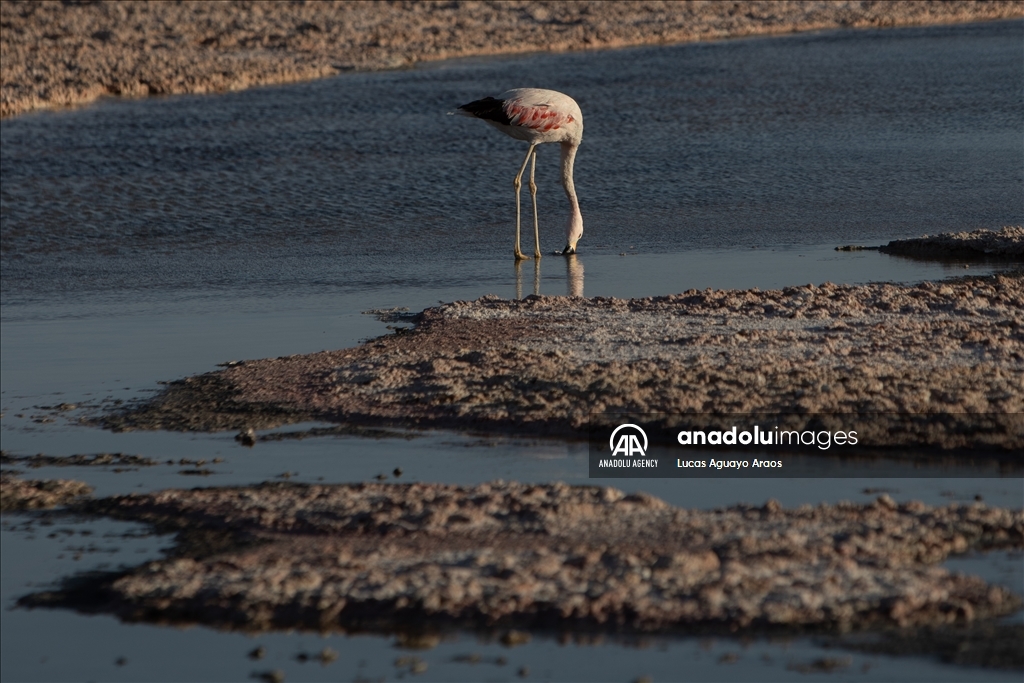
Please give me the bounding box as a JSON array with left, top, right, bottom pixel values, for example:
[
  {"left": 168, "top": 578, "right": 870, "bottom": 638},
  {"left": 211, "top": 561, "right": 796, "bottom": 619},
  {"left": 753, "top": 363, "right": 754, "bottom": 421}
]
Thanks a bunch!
[{"left": 2, "top": 20, "right": 1021, "bottom": 306}]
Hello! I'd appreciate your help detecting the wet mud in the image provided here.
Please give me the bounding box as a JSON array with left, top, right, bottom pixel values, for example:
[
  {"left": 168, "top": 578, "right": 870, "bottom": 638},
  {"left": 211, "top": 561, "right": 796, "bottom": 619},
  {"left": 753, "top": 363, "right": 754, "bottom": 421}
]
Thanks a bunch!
[
  {"left": 1, "top": 451, "right": 159, "bottom": 469},
  {"left": 879, "top": 226, "right": 1024, "bottom": 259},
  {"left": 837, "top": 621, "right": 1024, "bottom": 670}
]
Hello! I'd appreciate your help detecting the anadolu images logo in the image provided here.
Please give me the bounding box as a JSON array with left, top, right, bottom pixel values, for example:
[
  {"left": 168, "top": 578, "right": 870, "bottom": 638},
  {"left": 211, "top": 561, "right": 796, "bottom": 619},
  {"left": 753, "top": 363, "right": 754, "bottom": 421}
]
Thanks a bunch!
[{"left": 609, "top": 424, "right": 648, "bottom": 457}]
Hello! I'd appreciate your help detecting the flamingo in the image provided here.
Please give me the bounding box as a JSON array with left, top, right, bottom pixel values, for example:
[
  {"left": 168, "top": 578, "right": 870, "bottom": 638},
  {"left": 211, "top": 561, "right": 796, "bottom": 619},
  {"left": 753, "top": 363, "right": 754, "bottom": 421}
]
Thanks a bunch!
[{"left": 453, "top": 88, "right": 583, "bottom": 260}]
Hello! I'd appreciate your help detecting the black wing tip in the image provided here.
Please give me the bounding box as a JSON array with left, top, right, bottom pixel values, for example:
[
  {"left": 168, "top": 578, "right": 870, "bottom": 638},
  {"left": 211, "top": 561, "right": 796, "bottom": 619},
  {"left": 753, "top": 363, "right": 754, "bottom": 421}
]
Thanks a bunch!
[{"left": 457, "top": 96, "right": 512, "bottom": 126}]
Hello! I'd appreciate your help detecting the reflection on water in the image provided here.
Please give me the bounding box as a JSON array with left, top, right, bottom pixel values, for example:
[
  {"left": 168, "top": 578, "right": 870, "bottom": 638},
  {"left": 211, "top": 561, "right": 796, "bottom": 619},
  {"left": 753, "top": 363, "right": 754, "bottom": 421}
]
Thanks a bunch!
[
  {"left": 514, "top": 259, "right": 536, "bottom": 298},
  {"left": 514, "top": 255, "right": 585, "bottom": 298},
  {"left": 566, "top": 254, "right": 584, "bottom": 297}
]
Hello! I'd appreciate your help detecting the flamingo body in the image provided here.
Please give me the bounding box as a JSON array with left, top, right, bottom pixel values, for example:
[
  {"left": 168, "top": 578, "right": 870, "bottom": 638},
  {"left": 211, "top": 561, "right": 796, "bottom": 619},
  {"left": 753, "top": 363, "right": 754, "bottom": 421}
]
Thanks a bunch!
[{"left": 455, "top": 88, "right": 584, "bottom": 258}]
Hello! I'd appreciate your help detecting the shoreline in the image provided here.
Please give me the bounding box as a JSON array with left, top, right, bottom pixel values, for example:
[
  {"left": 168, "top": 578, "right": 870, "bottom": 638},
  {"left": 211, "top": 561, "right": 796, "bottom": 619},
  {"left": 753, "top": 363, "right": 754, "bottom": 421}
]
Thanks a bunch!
[
  {"left": 3, "top": 1, "right": 1023, "bottom": 118},
  {"left": 101, "top": 266, "right": 1024, "bottom": 450}
]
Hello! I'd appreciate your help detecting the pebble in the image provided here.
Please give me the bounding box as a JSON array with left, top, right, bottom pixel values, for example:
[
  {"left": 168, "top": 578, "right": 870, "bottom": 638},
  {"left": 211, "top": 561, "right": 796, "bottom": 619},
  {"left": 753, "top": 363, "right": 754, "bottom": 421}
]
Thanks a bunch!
[{"left": 236, "top": 428, "right": 256, "bottom": 447}]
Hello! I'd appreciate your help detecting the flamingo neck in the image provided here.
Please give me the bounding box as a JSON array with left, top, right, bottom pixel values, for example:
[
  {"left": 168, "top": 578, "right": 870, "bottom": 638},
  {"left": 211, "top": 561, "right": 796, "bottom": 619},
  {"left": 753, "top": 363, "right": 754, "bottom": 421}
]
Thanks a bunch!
[
  {"left": 560, "top": 140, "right": 584, "bottom": 250},
  {"left": 560, "top": 141, "right": 580, "bottom": 211}
]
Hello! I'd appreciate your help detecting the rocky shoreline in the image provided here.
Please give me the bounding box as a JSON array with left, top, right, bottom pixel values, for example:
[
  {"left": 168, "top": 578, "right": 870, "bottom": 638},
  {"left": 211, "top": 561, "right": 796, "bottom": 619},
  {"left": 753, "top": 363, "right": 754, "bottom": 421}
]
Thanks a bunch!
[{"left": 3, "top": 1, "right": 1022, "bottom": 118}]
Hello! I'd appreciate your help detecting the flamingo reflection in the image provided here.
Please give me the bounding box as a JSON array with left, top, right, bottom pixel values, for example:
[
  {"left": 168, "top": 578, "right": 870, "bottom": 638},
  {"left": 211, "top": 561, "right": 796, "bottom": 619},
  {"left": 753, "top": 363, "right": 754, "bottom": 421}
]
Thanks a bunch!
[
  {"left": 514, "top": 259, "right": 542, "bottom": 299},
  {"left": 514, "top": 256, "right": 584, "bottom": 298},
  {"left": 566, "top": 254, "right": 584, "bottom": 297}
]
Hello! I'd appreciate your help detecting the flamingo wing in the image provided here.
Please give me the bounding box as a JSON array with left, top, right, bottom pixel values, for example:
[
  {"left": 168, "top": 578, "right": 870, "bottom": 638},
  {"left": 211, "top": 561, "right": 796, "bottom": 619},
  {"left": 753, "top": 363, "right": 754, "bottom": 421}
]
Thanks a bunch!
[{"left": 503, "top": 99, "right": 574, "bottom": 133}]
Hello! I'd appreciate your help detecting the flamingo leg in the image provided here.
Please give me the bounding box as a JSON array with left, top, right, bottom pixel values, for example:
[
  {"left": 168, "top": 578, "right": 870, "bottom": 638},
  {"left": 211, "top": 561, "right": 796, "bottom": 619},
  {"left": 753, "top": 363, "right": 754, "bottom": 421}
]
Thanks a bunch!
[
  {"left": 513, "top": 143, "right": 537, "bottom": 261},
  {"left": 528, "top": 149, "right": 540, "bottom": 259}
]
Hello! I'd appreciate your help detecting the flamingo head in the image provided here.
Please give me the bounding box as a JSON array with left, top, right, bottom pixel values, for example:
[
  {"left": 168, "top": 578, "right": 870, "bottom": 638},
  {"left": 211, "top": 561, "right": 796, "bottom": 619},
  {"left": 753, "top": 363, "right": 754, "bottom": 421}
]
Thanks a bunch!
[{"left": 562, "top": 210, "right": 583, "bottom": 255}]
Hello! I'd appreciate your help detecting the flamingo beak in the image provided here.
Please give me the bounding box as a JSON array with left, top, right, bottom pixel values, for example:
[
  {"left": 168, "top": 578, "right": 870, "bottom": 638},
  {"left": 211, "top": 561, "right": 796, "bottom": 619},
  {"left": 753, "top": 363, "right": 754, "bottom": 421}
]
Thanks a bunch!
[{"left": 561, "top": 243, "right": 576, "bottom": 255}]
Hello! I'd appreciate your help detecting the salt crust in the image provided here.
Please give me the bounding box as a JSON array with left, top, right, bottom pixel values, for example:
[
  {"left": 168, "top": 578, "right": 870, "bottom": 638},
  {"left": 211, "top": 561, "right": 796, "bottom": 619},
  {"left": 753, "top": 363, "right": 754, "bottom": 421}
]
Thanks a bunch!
[
  {"left": 47, "top": 481, "right": 1022, "bottom": 633},
  {"left": 3, "top": 1, "right": 1022, "bottom": 117},
  {"left": 113, "top": 273, "right": 1022, "bottom": 445}
]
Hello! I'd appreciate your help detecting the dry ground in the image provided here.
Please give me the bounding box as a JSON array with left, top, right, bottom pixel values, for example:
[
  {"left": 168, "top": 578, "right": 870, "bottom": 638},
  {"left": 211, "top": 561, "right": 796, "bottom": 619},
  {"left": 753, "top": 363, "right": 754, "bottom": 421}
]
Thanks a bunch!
[{"left": 3, "top": 1, "right": 1023, "bottom": 117}]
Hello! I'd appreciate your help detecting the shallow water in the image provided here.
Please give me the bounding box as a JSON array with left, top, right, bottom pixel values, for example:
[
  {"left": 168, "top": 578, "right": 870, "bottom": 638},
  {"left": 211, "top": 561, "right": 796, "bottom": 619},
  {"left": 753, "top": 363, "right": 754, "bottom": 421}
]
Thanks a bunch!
[
  {"left": 2, "top": 20, "right": 1023, "bottom": 682},
  {"left": 2, "top": 20, "right": 1021, "bottom": 305}
]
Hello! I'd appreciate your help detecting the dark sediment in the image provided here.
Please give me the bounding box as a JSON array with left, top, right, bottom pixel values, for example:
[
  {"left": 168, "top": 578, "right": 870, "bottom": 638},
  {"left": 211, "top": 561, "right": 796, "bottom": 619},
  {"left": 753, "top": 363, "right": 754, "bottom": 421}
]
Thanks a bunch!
[
  {"left": 1, "top": 452, "right": 158, "bottom": 468},
  {"left": 103, "top": 372, "right": 309, "bottom": 433},
  {"left": 879, "top": 226, "right": 1024, "bottom": 259},
  {"left": 838, "top": 621, "right": 1024, "bottom": 670}
]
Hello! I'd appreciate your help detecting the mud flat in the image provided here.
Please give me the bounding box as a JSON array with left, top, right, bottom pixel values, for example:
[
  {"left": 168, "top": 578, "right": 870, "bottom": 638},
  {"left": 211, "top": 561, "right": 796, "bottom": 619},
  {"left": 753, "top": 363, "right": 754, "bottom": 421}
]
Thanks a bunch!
[
  {"left": 879, "top": 226, "right": 1024, "bottom": 259},
  {"left": 0, "top": 472, "right": 93, "bottom": 511},
  {"left": 3, "top": 1, "right": 1023, "bottom": 117},
  {"left": 1, "top": 451, "right": 159, "bottom": 469},
  {"left": 16, "top": 481, "right": 1022, "bottom": 654},
  {"left": 104, "top": 272, "right": 1024, "bottom": 451}
]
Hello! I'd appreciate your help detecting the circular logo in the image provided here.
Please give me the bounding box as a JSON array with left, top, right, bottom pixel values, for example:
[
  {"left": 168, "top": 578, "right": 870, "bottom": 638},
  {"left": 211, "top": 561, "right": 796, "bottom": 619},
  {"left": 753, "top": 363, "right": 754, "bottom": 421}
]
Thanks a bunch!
[{"left": 609, "top": 424, "right": 648, "bottom": 457}]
